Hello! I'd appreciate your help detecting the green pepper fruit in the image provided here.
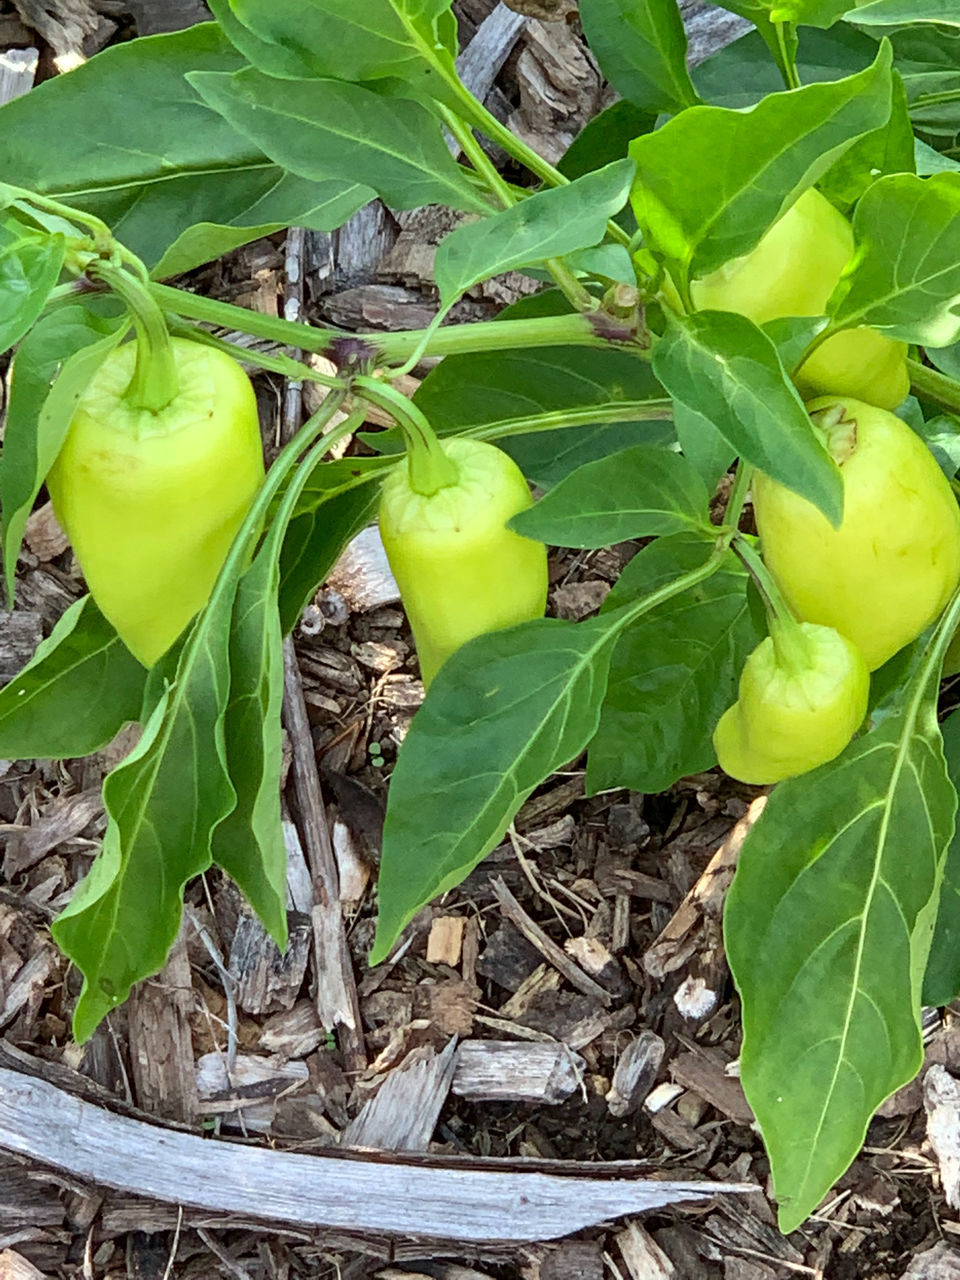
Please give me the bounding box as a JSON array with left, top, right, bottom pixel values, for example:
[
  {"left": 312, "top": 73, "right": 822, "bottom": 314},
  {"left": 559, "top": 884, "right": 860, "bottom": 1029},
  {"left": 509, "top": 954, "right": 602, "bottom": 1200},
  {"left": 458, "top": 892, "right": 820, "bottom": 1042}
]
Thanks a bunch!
[
  {"left": 753, "top": 396, "right": 960, "bottom": 671},
  {"left": 378, "top": 437, "right": 549, "bottom": 688},
  {"left": 714, "top": 622, "right": 870, "bottom": 785},
  {"left": 48, "top": 336, "right": 264, "bottom": 667},
  {"left": 680, "top": 188, "right": 909, "bottom": 410}
]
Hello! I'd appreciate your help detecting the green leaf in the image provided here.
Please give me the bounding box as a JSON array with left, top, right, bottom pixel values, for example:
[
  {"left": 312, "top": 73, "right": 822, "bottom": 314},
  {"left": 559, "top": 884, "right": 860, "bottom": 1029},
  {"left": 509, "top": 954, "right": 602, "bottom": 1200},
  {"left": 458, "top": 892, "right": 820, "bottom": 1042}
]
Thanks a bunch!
[
  {"left": 410, "top": 342, "right": 672, "bottom": 485},
  {"left": 189, "top": 67, "right": 488, "bottom": 215},
  {"left": 890, "top": 26, "right": 960, "bottom": 150},
  {"left": 725, "top": 642, "right": 957, "bottom": 1232},
  {"left": 210, "top": 0, "right": 456, "bottom": 83},
  {"left": 434, "top": 160, "right": 635, "bottom": 305},
  {"left": 630, "top": 42, "right": 893, "bottom": 278},
  {"left": 673, "top": 401, "right": 736, "bottom": 490},
  {"left": 830, "top": 172, "right": 960, "bottom": 347},
  {"left": 559, "top": 100, "right": 656, "bottom": 182},
  {"left": 816, "top": 70, "right": 916, "bottom": 214},
  {"left": 853, "top": 0, "right": 960, "bottom": 24},
  {"left": 1, "top": 307, "right": 123, "bottom": 598},
  {"left": 371, "top": 614, "right": 624, "bottom": 963},
  {"left": 277, "top": 456, "right": 393, "bottom": 634},
  {"left": 150, "top": 179, "right": 371, "bottom": 278},
  {"left": 924, "top": 708, "right": 960, "bottom": 1005},
  {"left": 579, "top": 0, "right": 699, "bottom": 115},
  {"left": 652, "top": 311, "right": 843, "bottom": 524},
  {"left": 52, "top": 572, "right": 240, "bottom": 1041},
  {"left": 586, "top": 533, "right": 762, "bottom": 794},
  {"left": 0, "top": 24, "right": 370, "bottom": 272},
  {"left": 0, "top": 223, "right": 64, "bottom": 357},
  {"left": 511, "top": 445, "right": 710, "bottom": 548},
  {"left": 0, "top": 597, "right": 146, "bottom": 760}
]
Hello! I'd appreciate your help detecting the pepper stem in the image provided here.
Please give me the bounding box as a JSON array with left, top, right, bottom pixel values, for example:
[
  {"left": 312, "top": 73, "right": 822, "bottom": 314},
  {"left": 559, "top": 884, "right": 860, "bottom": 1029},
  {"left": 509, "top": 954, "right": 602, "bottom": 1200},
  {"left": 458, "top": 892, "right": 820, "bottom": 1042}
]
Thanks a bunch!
[
  {"left": 354, "top": 377, "right": 458, "bottom": 497},
  {"left": 90, "top": 262, "right": 179, "bottom": 413},
  {"left": 734, "top": 535, "right": 812, "bottom": 675}
]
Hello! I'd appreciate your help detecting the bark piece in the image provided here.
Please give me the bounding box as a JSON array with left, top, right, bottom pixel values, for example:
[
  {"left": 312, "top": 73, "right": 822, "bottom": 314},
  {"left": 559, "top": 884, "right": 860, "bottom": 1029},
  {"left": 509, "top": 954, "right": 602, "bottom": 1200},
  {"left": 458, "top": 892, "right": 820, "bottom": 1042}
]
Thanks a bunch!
[
  {"left": 925, "top": 1064, "right": 960, "bottom": 1209},
  {"left": 453, "top": 1040, "right": 584, "bottom": 1104},
  {"left": 0, "top": 613, "right": 42, "bottom": 684},
  {"left": 325, "top": 526, "right": 401, "bottom": 613},
  {"left": 2, "top": 789, "right": 103, "bottom": 879},
  {"left": 341, "top": 1039, "right": 457, "bottom": 1152},
  {"left": 606, "top": 1032, "right": 665, "bottom": 1119},
  {"left": 0, "top": 1250, "right": 47, "bottom": 1280},
  {"left": 669, "top": 1047, "right": 753, "bottom": 1126},
  {"left": 427, "top": 917, "right": 466, "bottom": 968},
  {"left": 617, "top": 1220, "right": 676, "bottom": 1280},
  {"left": 127, "top": 933, "right": 198, "bottom": 1124},
  {"left": 901, "top": 1243, "right": 960, "bottom": 1280},
  {"left": 0, "top": 48, "right": 37, "bottom": 105},
  {"left": 229, "top": 909, "right": 311, "bottom": 1017}
]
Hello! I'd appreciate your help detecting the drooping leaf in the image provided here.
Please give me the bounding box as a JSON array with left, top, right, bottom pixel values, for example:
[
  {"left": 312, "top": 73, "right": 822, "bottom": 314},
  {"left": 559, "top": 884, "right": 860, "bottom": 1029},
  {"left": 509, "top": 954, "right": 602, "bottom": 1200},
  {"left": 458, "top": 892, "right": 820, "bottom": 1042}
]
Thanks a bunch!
[
  {"left": 652, "top": 311, "right": 843, "bottom": 525},
  {"left": 0, "top": 597, "right": 146, "bottom": 760},
  {"left": 1, "top": 307, "right": 123, "bottom": 597},
  {"left": 578, "top": 0, "right": 699, "bottom": 115},
  {"left": 434, "top": 160, "right": 635, "bottom": 305},
  {"left": 189, "top": 68, "right": 488, "bottom": 215},
  {"left": 511, "top": 445, "right": 710, "bottom": 548},
  {"left": 630, "top": 42, "right": 893, "bottom": 278},
  {"left": 830, "top": 172, "right": 960, "bottom": 348},
  {"left": 0, "top": 24, "right": 371, "bottom": 271},
  {"left": 586, "top": 533, "right": 763, "bottom": 794},
  {"left": 0, "top": 221, "right": 64, "bottom": 356},
  {"left": 726, "top": 633, "right": 957, "bottom": 1231}
]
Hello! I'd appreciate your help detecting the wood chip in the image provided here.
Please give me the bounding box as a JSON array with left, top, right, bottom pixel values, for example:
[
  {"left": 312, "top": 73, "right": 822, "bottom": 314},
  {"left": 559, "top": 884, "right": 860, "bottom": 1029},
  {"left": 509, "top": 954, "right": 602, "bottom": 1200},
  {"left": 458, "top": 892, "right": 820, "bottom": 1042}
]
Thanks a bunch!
[
  {"left": 325, "top": 525, "right": 401, "bottom": 613},
  {"left": 901, "top": 1243, "right": 960, "bottom": 1280},
  {"left": 427, "top": 917, "right": 467, "bottom": 968},
  {"left": 617, "top": 1220, "right": 677, "bottom": 1280},
  {"left": 452, "top": 1040, "right": 584, "bottom": 1104},
  {"left": 670, "top": 1047, "right": 753, "bottom": 1126},
  {"left": 0, "top": 47, "right": 37, "bottom": 106},
  {"left": 926, "top": 1064, "right": 960, "bottom": 1209},
  {"left": 128, "top": 934, "right": 198, "bottom": 1124},
  {"left": 341, "top": 1039, "right": 457, "bottom": 1152},
  {"left": 3, "top": 789, "right": 103, "bottom": 879},
  {"left": 606, "top": 1032, "right": 665, "bottom": 1119},
  {"left": 0, "top": 1249, "right": 47, "bottom": 1280}
]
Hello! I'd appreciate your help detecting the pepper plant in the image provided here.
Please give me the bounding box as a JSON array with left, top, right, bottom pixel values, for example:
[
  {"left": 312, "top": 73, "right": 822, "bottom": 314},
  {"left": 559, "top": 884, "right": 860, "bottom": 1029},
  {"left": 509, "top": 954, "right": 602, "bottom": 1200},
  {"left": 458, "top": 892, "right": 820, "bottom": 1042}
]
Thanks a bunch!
[{"left": 1, "top": 0, "right": 960, "bottom": 1236}]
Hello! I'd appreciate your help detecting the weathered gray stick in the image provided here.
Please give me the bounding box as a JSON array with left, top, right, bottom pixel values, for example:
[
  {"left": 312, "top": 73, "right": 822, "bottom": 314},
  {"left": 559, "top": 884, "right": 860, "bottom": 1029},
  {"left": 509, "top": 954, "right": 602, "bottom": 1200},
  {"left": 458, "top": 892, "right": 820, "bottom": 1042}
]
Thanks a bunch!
[{"left": 0, "top": 1067, "right": 755, "bottom": 1243}]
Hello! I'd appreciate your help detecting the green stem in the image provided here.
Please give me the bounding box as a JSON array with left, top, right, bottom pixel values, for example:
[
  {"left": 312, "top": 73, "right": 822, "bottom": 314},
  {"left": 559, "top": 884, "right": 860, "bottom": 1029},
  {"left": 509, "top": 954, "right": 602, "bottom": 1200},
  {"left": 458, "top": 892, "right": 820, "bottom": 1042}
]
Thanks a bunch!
[
  {"left": 908, "top": 357, "right": 960, "bottom": 416},
  {"left": 148, "top": 281, "right": 623, "bottom": 361},
  {"left": 6, "top": 183, "right": 114, "bottom": 245},
  {"left": 733, "top": 534, "right": 810, "bottom": 673},
  {"left": 468, "top": 399, "right": 673, "bottom": 442},
  {"left": 92, "top": 263, "right": 179, "bottom": 413},
  {"left": 168, "top": 321, "right": 345, "bottom": 389},
  {"left": 723, "top": 461, "right": 754, "bottom": 532},
  {"left": 354, "top": 376, "right": 458, "bottom": 496},
  {"left": 773, "top": 22, "right": 801, "bottom": 90}
]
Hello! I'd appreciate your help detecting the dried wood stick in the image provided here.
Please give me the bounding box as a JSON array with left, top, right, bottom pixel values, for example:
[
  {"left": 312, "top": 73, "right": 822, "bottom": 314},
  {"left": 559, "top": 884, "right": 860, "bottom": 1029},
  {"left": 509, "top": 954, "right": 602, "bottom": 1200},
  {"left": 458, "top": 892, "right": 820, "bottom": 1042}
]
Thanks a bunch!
[{"left": 0, "top": 1067, "right": 756, "bottom": 1243}]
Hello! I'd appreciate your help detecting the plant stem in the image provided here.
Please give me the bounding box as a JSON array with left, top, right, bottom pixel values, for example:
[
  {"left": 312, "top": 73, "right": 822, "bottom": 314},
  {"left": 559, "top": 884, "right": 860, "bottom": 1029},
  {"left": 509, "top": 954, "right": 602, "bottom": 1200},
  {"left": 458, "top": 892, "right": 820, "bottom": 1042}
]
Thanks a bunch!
[
  {"left": 733, "top": 534, "right": 810, "bottom": 672},
  {"left": 168, "top": 321, "right": 345, "bottom": 388},
  {"left": 908, "top": 358, "right": 960, "bottom": 416},
  {"left": 148, "top": 281, "right": 622, "bottom": 361},
  {"left": 723, "top": 461, "right": 754, "bottom": 531},
  {"left": 772, "top": 22, "right": 802, "bottom": 90},
  {"left": 469, "top": 399, "right": 673, "bottom": 442},
  {"left": 354, "top": 376, "right": 458, "bottom": 496},
  {"left": 92, "top": 263, "right": 179, "bottom": 412}
]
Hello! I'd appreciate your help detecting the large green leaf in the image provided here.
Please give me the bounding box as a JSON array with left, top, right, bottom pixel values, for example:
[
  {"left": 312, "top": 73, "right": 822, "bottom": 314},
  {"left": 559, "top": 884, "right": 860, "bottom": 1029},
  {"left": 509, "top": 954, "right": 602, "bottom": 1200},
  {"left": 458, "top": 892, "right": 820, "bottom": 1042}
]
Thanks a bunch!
[
  {"left": 189, "top": 68, "right": 488, "bottom": 215},
  {"left": 578, "top": 0, "right": 699, "bottom": 115},
  {"left": 630, "top": 42, "right": 893, "bottom": 278},
  {"left": 1, "top": 307, "right": 123, "bottom": 598},
  {"left": 831, "top": 172, "right": 960, "bottom": 348},
  {"left": 889, "top": 26, "right": 960, "bottom": 150},
  {"left": 434, "top": 160, "right": 635, "bottom": 305},
  {"left": 853, "top": 0, "right": 960, "bottom": 24},
  {"left": 587, "top": 533, "right": 762, "bottom": 794},
  {"left": 511, "top": 445, "right": 710, "bottom": 548},
  {"left": 0, "top": 597, "right": 146, "bottom": 760},
  {"left": 652, "top": 311, "right": 843, "bottom": 525},
  {"left": 726, "top": 627, "right": 957, "bottom": 1232},
  {"left": 0, "top": 24, "right": 371, "bottom": 271}
]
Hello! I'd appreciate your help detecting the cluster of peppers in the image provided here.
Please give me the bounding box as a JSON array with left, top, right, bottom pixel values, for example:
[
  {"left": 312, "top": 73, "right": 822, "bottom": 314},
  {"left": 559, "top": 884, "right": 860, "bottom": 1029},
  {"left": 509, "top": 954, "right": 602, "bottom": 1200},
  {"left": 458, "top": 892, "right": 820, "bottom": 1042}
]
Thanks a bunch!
[
  {"left": 692, "top": 189, "right": 960, "bottom": 784},
  {"left": 46, "top": 183, "right": 960, "bottom": 794}
]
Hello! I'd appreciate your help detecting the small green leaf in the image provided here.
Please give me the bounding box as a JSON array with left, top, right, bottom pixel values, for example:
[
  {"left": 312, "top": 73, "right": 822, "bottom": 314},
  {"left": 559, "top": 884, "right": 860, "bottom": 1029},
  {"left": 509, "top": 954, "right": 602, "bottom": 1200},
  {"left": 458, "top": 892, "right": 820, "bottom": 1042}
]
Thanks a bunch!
[
  {"left": 434, "top": 160, "right": 635, "bottom": 305},
  {"left": 630, "top": 42, "right": 893, "bottom": 277},
  {"left": 511, "top": 444, "right": 709, "bottom": 548},
  {"left": 0, "top": 222, "right": 65, "bottom": 357},
  {"left": 831, "top": 172, "right": 960, "bottom": 347},
  {"left": 0, "top": 597, "right": 146, "bottom": 760},
  {"left": 579, "top": 0, "right": 699, "bottom": 115},
  {"left": 560, "top": 100, "right": 656, "bottom": 182},
  {"left": 673, "top": 401, "right": 736, "bottom": 490},
  {"left": 726, "top": 639, "right": 957, "bottom": 1231},
  {"left": 587, "top": 533, "right": 762, "bottom": 794},
  {"left": 189, "top": 68, "right": 488, "bottom": 215},
  {"left": 1, "top": 307, "right": 123, "bottom": 598},
  {"left": 652, "top": 311, "right": 843, "bottom": 525}
]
